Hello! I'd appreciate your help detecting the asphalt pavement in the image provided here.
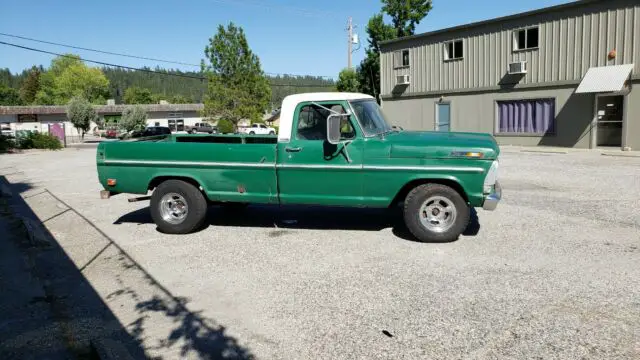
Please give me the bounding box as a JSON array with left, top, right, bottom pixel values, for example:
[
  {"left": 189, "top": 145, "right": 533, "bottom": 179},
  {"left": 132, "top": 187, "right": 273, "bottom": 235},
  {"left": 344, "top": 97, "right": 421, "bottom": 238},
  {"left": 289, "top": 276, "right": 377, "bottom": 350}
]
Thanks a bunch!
[{"left": 0, "top": 146, "right": 638, "bottom": 359}]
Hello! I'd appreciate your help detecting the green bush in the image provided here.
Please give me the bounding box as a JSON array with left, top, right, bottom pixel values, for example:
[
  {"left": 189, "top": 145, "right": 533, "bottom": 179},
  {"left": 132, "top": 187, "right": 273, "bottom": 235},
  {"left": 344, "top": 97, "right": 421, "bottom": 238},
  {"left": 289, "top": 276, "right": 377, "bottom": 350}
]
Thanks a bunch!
[
  {"left": 15, "top": 131, "right": 62, "bottom": 150},
  {"left": 32, "top": 132, "right": 63, "bottom": 150},
  {"left": 0, "top": 135, "right": 16, "bottom": 153},
  {"left": 217, "top": 119, "right": 234, "bottom": 134}
]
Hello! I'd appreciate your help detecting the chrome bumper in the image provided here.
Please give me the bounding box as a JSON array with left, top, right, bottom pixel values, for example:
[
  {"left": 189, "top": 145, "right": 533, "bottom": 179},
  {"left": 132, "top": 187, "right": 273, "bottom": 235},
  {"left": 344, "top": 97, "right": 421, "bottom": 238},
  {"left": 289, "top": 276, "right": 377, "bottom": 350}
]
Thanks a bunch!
[{"left": 482, "top": 181, "right": 501, "bottom": 211}]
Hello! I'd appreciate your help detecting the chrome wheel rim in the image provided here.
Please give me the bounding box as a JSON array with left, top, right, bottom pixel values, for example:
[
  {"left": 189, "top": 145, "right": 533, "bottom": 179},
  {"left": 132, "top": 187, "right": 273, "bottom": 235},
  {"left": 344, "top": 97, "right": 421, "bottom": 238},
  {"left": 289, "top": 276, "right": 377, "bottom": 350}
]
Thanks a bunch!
[
  {"left": 159, "top": 193, "right": 189, "bottom": 224},
  {"left": 419, "top": 196, "right": 457, "bottom": 233}
]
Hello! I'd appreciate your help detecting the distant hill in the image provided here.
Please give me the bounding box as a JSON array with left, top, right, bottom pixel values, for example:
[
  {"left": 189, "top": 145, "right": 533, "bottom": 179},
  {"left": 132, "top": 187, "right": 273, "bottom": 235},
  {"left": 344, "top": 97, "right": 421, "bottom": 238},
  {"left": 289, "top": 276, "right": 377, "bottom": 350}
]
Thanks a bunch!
[{"left": 1, "top": 66, "right": 336, "bottom": 108}]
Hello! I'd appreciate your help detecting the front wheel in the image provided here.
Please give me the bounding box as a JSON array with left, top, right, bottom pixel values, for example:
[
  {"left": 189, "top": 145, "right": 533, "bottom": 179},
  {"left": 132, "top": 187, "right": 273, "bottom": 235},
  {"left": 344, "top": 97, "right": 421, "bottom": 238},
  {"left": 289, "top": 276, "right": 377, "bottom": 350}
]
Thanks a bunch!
[
  {"left": 403, "top": 183, "right": 470, "bottom": 243},
  {"left": 150, "top": 179, "right": 208, "bottom": 234},
  {"left": 269, "top": 131, "right": 275, "bottom": 135}
]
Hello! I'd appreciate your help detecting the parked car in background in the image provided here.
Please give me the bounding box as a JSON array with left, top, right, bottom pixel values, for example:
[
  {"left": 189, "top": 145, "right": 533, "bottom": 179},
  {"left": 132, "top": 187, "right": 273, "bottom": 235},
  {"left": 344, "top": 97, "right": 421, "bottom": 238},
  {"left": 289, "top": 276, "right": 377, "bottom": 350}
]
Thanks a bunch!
[
  {"left": 241, "top": 123, "right": 276, "bottom": 135},
  {"left": 120, "top": 126, "right": 172, "bottom": 139},
  {"left": 185, "top": 122, "right": 217, "bottom": 134},
  {"left": 105, "top": 128, "right": 119, "bottom": 139}
]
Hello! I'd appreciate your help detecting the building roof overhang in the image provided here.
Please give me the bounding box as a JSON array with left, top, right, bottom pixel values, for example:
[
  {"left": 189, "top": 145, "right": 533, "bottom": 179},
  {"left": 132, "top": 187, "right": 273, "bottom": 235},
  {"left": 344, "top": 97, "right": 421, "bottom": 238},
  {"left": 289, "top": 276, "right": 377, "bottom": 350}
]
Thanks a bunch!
[{"left": 575, "top": 64, "right": 634, "bottom": 94}]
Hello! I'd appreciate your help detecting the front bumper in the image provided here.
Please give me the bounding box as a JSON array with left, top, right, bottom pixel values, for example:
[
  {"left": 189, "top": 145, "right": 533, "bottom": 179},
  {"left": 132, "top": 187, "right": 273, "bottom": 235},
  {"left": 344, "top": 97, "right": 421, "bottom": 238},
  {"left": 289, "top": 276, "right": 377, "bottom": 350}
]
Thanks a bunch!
[{"left": 482, "top": 181, "right": 502, "bottom": 211}]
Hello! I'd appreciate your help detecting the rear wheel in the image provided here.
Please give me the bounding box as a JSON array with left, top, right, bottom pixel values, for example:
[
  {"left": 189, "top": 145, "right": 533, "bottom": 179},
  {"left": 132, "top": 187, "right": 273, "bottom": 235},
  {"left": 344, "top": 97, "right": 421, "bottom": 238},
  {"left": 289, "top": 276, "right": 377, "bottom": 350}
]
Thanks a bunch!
[
  {"left": 403, "top": 183, "right": 469, "bottom": 243},
  {"left": 249, "top": 131, "right": 255, "bottom": 135},
  {"left": 269, "top": 131, "right": 275, "bottom": 135},
  {"left": 150, "top": 180, "right": 208, "bottom": 234}
]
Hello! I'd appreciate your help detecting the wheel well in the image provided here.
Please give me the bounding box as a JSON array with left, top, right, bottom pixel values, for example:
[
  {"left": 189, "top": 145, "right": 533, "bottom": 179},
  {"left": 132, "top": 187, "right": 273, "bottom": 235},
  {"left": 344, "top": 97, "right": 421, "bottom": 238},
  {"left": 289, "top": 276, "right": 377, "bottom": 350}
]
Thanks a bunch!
[
  {"left": 389, "top": 178, "right": 469, "bottom": 208},
  {"left": 148, "top": 176, "right": 203, "bottom": 192}
]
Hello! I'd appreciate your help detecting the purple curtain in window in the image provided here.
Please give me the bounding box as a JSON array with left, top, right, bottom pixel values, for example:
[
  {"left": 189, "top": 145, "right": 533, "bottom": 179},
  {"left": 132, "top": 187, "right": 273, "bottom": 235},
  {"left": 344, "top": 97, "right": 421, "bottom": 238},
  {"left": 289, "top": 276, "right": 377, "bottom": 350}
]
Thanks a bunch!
[{"left": 498, "top": 99, "right": 555, "bottom": 134}]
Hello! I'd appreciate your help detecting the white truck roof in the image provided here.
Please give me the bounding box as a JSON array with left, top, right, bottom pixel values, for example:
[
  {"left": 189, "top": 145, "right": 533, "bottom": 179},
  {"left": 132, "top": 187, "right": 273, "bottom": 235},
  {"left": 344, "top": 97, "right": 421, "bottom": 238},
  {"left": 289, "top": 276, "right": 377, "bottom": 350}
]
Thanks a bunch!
[{"left": 278, "top": 92, "right": 374, "bottom": 142}]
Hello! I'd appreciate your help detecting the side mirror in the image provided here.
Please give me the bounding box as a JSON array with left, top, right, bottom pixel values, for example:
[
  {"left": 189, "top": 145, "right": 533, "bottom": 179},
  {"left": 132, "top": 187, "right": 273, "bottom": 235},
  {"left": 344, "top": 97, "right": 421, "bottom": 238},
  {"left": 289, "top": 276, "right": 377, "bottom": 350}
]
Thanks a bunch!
[{"left": 327, "top": 113, "right": 348, "bottom": 145}]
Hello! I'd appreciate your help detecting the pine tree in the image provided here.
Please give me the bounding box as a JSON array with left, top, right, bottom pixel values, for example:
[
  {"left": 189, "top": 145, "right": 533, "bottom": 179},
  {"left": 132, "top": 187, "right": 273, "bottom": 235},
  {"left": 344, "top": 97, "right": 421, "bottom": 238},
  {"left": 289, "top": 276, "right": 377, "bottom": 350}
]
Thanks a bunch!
[
  {"left": 19, "top": 66, "right": 41, "bottom": 104},
  {"left": 202, "top": 22, "right": 271, "bottom": 129}
]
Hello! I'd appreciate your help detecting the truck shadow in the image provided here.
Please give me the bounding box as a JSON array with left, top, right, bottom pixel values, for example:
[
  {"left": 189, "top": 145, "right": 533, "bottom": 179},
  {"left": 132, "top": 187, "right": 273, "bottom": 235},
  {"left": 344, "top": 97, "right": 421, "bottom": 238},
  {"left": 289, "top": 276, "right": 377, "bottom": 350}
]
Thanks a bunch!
[{"left": 114, "top": 205, "right": 481, "bottom": 243}]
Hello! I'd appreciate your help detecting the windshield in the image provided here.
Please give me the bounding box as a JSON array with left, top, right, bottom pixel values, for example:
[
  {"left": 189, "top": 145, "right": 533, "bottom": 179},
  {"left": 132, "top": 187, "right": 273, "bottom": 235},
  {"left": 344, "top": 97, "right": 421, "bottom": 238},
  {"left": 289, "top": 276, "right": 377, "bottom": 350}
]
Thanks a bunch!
[{"left": 349, "top": 99, "right": 393, "bottom": 136}]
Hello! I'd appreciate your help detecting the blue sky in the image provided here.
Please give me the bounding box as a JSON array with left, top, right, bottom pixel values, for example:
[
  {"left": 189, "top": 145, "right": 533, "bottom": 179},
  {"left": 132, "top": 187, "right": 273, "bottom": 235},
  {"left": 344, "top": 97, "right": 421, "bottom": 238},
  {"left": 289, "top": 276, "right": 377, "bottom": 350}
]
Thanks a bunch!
[{"left": 1, "top": 0, "right": 572, "bottom": 78}]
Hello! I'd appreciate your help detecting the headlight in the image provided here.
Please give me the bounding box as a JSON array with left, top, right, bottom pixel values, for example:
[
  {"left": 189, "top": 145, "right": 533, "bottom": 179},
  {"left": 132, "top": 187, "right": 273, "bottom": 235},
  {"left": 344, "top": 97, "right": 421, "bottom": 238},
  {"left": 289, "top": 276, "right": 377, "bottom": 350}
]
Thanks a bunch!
[{"left": 483, "top": 160, "right": 499, "bottom": 194}]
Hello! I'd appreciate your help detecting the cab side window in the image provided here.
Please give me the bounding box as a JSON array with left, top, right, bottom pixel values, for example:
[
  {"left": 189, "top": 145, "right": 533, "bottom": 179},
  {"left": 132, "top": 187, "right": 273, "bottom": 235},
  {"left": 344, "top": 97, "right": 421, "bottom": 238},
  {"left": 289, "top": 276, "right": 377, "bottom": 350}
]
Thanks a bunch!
[{"left": 296, "top": 103, "right": 355, "bottom": 141}]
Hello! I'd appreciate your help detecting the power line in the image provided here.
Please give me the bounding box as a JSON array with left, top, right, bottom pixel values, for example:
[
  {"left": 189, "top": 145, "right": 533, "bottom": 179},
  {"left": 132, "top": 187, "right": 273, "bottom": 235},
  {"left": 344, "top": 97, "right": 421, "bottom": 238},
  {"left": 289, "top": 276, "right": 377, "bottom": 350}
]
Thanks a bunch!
[
  {"left": 0, "top": 32, "right": 200, "bottom": 67},
  {"left": 0, "top": 40, "right": 334, "bottom": 88},
  {"left": 0, "top": 31, "right": 337, "bottom": 80},
  {"left": 207, "top": 0, "right": 339, "bottom": 19}
]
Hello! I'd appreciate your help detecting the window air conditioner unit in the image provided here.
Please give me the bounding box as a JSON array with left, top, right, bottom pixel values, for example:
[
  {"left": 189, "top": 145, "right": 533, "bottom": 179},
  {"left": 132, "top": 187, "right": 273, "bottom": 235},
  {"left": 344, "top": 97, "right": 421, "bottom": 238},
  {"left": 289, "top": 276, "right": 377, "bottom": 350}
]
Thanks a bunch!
[
  {"left": 396, "top": 74, "right": 410, "bottom": 85},
  {"left": 508, "top": 61, "right": 527, "bottom": 74}
]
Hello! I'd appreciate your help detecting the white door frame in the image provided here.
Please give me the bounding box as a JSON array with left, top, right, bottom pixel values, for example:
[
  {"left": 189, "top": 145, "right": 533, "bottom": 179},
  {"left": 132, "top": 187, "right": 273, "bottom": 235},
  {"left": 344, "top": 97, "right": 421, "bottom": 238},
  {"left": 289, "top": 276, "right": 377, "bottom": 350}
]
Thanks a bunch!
[
  {"left": 434, "top": 101, "right": 452, "bottom": 131},
  {"left": 591, "top": 92, "right": 628, "bottom": 149}
]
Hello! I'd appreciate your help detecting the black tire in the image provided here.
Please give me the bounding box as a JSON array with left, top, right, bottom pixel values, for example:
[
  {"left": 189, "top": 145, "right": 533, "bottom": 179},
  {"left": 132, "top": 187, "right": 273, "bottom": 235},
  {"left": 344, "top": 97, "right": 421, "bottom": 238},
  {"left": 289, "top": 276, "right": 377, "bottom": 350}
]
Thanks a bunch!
[
  {"left": 249, "top": 131, "right": 255, "bottom": 135},
  {"left": 403, "top": 183, "right": 470, "bottom": 243},
  {"left": 269, "top": 131, "right": 275, "bottom": 135},
  {"left": 150, "top": 179, "right": 208, "bottom": 234}
]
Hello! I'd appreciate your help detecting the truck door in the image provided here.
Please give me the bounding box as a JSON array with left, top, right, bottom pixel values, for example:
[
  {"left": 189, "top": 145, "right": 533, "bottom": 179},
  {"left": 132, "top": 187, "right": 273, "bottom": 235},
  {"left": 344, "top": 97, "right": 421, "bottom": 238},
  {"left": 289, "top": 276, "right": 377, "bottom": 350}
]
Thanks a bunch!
[{"left": 276, "top": 100, "right": 364, "bottom": 206}]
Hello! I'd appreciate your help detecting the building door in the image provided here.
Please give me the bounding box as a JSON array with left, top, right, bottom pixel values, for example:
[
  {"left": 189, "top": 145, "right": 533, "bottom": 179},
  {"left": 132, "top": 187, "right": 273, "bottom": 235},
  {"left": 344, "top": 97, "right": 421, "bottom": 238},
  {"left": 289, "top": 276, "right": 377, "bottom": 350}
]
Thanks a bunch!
[
  {"left": 595, "top": 95, "right": 624, "bottom": 147},
  {"left": 436, "top": 103, "right": 451, "bottom": 131}
]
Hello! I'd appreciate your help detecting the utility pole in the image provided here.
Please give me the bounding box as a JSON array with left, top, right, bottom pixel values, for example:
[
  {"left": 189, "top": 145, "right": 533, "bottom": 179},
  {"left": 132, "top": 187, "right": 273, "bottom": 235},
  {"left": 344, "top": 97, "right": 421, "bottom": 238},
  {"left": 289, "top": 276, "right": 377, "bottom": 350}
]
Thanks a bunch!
[{"left": 347, "top": 17, "right": 353, "bottom": 69}]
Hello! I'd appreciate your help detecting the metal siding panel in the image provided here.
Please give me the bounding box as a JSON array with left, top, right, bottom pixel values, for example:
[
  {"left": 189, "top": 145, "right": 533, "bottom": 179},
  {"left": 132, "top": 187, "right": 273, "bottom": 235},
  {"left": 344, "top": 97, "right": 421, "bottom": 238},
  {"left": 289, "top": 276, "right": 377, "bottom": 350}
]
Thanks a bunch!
[
  {"left": 574, "top": 15, "right": 582, "bottom": 79},
  {"left": 431, "top": 43, "right": 436, "bottom": 91},
  {"left": 567, "top": 17, "right": 574, "bottom": 79},
  {"left": 623, "top": 7, "right": 632, "bottom": 64},
  {"left": 629, "top": 6, "right": 640, "bottom": 75},
  {"left": 478, "top": 34, "right": 484, "bottom": 87},
  {"left": 615, "top": 8, "right": 622, "bottom": 66},
  {"left": 489, "top": 32, "right": 495, "bottom": 86},
  {"left": 380, "top": 0, "right": 639, "bottom": 96},
  {"left": 467, "top": 37, "right": 472, "bottom": 89},
  {"left": 422, "top": 44, "right": 427, "bottom": 92},
  {"left": 583, "top": 13, "right": 591, "bottom": 78},
  {"left": 599, "top": 11, "right": 607, "bottom": 66},
  {"left": 476, "top": 35, "right": 481, "bottom": 88},
  {"left": 559, "top": 18, "right": 566, "bottom": 81}
]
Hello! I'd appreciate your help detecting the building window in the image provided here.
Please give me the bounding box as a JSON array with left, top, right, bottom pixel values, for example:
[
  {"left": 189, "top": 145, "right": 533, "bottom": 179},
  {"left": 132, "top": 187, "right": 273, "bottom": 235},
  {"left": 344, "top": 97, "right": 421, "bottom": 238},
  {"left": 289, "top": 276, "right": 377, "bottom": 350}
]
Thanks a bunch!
[
  {"left": 513, "top": 26, "right": 539, "bottom": 51},
  {"left": 444, "top": 40, "right": 463, "bottom": 60},
  {"left": 496, "top": 98, "right": 555, "bottom": 135},
  {"left": 393, "top": 49, "right": 410, "bottom": 68},
  {"left": 17, "top": 114, "right": 38, "bottom": 122}
]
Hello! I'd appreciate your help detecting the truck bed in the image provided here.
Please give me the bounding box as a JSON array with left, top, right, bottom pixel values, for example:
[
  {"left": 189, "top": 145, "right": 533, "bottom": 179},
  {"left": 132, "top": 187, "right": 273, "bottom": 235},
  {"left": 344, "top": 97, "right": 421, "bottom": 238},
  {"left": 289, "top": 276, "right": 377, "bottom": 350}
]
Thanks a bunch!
[{"left": 97, "top": 133, "right": 280, "bottom": 204}]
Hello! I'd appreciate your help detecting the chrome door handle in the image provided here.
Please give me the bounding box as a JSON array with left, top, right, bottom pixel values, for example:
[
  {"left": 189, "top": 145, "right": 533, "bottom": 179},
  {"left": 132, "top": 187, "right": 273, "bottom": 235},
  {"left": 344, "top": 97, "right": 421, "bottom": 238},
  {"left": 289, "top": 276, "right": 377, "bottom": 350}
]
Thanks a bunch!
[{"left": 285, "top": 146, "right": 302, "bottom": 152}]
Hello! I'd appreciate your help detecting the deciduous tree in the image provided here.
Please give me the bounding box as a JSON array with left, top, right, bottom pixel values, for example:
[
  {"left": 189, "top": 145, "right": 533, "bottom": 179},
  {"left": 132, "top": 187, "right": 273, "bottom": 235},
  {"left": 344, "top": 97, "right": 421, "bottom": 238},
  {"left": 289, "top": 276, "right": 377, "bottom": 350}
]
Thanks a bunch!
[
  {"left": 123, "top": 86, "right": 154, "bottom": 104},
  {"left": 382, "top": 0, "right": 433, "bottom": 38},
  {"left": 356, "top": 1, "right": 431, "bottom": 100},
  {"left": 66, "top": 96, "right": 98, "bottom": 139},
  {"left": 34, "top": 54, "right": 110, "bottom": 105},
  {"left": 336, "top": 68, "right": 360, "bottom": 92},
  {"left": 202, "top": 22, "right": 271, "bottom": 131},
  {"left": 0, "top": 86, "right": 22, "bottom": 105},
  {"left": 119, "top": 105, "right": 148, "bottom": 132}
]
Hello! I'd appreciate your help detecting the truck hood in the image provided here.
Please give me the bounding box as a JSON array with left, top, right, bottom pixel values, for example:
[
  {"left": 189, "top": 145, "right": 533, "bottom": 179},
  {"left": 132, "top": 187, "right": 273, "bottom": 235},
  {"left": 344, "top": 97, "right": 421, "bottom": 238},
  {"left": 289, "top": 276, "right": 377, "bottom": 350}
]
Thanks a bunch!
[{"left": 387, "top": 130, "right": 500, "bottom": 160}]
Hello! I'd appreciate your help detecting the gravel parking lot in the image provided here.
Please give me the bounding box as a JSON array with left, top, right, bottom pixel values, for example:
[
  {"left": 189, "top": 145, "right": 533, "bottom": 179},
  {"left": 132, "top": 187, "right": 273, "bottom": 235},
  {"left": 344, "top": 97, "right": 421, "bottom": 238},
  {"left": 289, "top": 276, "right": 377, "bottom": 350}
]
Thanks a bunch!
[{"left": 1, "top": 146, "right": 639, "bottom": 359}]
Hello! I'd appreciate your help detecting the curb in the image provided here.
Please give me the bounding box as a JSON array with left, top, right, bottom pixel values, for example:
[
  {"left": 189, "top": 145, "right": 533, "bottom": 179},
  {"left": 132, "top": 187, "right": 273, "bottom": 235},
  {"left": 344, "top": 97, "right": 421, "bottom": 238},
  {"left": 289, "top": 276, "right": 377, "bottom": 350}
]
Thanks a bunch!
[{"left": 601, "top": 152, "right": 640, "bottom": 158}]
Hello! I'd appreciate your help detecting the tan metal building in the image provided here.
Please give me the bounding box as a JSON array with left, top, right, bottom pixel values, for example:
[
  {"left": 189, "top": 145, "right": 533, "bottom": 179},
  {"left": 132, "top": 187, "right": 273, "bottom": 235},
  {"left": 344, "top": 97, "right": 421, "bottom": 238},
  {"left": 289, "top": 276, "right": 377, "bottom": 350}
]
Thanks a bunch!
[{"left": 379, "top": 0, "right": 639, "bottom": 150}]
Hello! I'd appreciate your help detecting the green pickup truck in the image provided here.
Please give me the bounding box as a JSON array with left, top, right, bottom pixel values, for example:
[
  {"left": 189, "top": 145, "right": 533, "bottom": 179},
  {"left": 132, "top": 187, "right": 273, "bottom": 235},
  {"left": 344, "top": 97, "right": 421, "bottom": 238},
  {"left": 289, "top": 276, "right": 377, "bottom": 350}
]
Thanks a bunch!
[{"left": 97, "top": 92, "right": 501, "bottom": 242}]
